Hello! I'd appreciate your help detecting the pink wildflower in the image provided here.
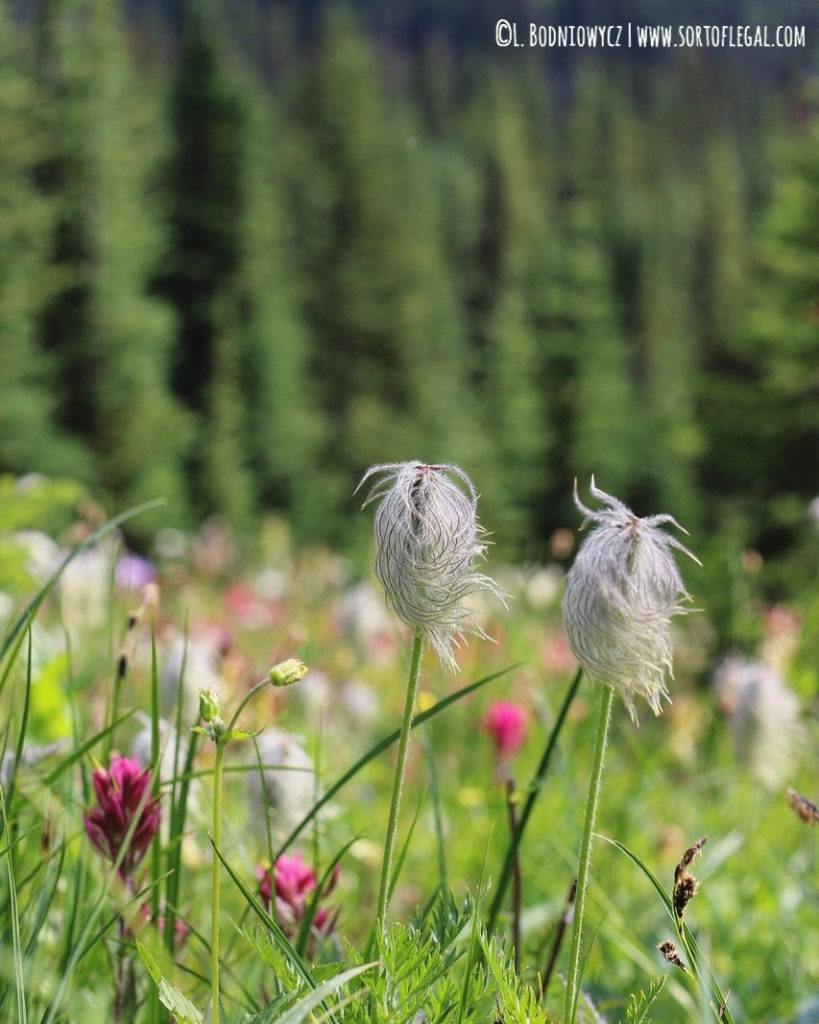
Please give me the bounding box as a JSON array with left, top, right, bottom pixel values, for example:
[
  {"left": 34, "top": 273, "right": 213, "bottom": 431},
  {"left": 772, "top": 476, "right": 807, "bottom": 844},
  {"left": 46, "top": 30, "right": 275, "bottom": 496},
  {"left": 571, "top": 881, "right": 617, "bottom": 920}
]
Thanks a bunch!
[
  {"left": 83, "top": 755, "right": 160, "bottom": 882},
  {"left": 482, "top": 701, "right": 528, "bottom": 762},
  {"left": 258, "top": 852, "right": 340, "bottom": 946}
]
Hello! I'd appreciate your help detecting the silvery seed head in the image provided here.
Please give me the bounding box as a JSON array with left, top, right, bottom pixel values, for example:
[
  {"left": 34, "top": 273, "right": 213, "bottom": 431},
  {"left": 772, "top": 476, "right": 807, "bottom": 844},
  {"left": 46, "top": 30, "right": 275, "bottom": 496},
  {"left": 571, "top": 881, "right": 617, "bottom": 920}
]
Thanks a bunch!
[
  {"left": 562, "top": 477, "right": 700, "bottom": 724},
  {"left": 358, "top": 462, "right": 504, "bottom": 671}
]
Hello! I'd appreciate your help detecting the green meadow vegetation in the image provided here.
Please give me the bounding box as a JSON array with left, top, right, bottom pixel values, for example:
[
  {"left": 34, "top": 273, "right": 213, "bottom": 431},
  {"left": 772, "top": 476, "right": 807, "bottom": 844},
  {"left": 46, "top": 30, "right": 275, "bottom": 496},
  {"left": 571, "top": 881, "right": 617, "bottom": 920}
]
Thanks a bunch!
[{"left": 0, "top": 468, "right": 816, "bottom": 1022}]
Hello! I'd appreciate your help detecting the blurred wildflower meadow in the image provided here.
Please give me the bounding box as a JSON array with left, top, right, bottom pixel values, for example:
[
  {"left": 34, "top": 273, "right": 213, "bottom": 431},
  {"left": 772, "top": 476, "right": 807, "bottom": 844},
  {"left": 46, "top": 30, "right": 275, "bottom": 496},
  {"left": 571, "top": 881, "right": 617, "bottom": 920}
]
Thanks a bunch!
[{"left": 0, "top": 466, "right": 817, "bottom": 1023}]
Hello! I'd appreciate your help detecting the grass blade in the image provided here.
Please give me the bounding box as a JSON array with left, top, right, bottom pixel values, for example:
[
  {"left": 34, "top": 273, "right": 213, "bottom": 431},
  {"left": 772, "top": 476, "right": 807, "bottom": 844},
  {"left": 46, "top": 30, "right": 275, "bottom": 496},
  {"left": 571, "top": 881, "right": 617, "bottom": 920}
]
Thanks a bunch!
[
  {"left": 487, "top": 666, "right": 583, "bottom": 934},
  {"left": 0, "top": 786, "right": 27, "bottom": 1023},
  {"left": 277, "top": 664, "right": 520, "bottom": 859},
  {"left": 604, "top": 837, "right": 734, "bottom": 1024},
  {"left": 0, "top": 498, "right": 166, "bottom": 666}
]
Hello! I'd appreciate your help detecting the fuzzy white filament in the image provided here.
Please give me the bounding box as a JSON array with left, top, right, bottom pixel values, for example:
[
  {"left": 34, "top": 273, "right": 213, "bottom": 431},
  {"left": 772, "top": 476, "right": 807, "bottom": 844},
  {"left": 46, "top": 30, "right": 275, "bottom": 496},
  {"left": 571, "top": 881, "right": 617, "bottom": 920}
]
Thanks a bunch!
[
  {"left": 563, "top": 477, "right": 700, "bottom": 724},
  {"left": 358, "top": 462, "right": 503, "bottom": 670}
]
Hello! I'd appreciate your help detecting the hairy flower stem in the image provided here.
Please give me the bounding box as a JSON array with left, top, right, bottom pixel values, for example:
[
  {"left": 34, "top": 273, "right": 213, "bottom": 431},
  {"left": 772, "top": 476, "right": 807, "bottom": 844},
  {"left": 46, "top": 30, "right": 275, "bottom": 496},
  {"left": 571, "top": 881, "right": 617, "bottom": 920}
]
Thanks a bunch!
[
  {"left": 211, "top": 741, "right": 226, "bottom": 1024},
  {"left": 376, "top": 631, "right": 424, "bottom": 932},
  {"left": 563, "top": 684, "right": 614, "bottom": 1024}
]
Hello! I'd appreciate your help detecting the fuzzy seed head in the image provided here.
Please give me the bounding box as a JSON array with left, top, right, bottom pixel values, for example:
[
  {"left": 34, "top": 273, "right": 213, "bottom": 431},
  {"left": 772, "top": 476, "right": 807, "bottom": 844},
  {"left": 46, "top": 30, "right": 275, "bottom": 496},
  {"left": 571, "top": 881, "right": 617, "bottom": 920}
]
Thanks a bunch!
[
  {"left": 562, "top": 477, "right": 700, "bottom": 724},
  {"left": 357, "top": 462, "right": 504, "bottom": 671}
]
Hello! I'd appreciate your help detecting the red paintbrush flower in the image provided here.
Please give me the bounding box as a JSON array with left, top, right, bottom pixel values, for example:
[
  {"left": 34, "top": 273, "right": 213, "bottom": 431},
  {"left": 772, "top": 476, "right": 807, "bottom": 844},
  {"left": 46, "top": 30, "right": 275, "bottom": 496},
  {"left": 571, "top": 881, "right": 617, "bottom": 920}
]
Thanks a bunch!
[{"left": 84, "top": 755, "right": 160, "bottom": 882}]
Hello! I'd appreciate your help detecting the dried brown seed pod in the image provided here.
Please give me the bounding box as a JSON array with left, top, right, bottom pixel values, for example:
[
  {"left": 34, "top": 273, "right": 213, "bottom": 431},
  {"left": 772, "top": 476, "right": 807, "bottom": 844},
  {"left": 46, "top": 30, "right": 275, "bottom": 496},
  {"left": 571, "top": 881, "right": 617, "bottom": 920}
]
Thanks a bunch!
[
  {"left": 787, "top": 788, "right": 819, "bottom": 825},
  {"left": 658, "top": 940, "right": 687, "bottom": 971}
]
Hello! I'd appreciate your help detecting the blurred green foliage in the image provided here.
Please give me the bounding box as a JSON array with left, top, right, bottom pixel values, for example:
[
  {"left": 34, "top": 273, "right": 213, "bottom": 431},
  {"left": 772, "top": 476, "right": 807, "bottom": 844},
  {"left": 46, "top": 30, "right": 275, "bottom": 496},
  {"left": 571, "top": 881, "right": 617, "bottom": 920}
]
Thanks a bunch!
[{"left": 0, "top": 0, "right": 816, "bottom": 585}]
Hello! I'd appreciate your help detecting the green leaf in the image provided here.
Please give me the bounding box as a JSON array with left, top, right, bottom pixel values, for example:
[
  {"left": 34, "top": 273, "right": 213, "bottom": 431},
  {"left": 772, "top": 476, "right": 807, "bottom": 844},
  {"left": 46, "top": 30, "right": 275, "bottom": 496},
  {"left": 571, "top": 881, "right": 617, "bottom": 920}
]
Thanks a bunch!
[
  {"left": 244, "top": 962, "right": 376, "bottom": 1024},
  {"left": 226, "top": 729, "right": 253, "bottom": 742},
  {"left": 136, "top": 939, "right": 203, "bottom": 1024},
  {"left": 620, "top": 977, "right": 667, "bottom": 1024}
]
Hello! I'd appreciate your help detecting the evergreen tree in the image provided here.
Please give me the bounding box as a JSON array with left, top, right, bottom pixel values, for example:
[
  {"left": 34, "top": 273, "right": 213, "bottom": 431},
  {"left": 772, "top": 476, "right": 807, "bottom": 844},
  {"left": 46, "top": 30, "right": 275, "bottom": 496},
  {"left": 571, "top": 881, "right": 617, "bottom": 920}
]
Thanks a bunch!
[
  {"left": 748, "top": 121, "right": 819, "bottom": 527},
  {"left": 35, "top": 0, "right": 189, "bottom": 534},
  {"left": 156, "top": 1, "right": 253, "bottom": 530},
  {"left": 460, "top": 73, "right": 553, "bottom": 550},
  {"left": 291, "top": 9, "right": 474, "bottom": 540},
  {"left": 694, "top": 137, "right": 755, "bottom": 507},
  {"left": 637, "top": 175, "right": 703, "bottom": 527},
  {"left": 237, "top": 88, "right": 325, "bottom": 541},
  {"left": 552, "top": 74, "right": 639, "bottom": 524},
  {"left": 0, "top": 5, "right": 77, "bottom": 476}
]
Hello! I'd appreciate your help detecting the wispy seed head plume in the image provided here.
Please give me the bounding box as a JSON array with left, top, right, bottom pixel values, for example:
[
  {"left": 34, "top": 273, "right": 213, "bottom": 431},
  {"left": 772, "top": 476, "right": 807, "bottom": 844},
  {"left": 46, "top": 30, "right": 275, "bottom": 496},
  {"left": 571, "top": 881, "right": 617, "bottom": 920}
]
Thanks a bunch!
[
  {"left": 562, "top": 476, "right": 701, "bottom": 724},
  {"left": 357, "top": 462, "right": 504, "bottom": 671}
]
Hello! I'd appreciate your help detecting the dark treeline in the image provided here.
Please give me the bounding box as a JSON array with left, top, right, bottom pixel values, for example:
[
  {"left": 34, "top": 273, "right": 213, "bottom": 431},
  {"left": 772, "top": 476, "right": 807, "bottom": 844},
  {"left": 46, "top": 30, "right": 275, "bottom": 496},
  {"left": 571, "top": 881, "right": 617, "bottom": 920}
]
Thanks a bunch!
[{"left": 1, "top": 0, "right": 817, "bottom": 586}]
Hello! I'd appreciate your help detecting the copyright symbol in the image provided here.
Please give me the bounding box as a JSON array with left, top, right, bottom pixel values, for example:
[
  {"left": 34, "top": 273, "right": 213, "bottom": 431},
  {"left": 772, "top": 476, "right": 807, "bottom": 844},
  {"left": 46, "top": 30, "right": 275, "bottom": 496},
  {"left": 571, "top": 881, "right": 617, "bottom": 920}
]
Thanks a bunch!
[{"left": 495, "top": 19, "right": 513, "bottom": 46}]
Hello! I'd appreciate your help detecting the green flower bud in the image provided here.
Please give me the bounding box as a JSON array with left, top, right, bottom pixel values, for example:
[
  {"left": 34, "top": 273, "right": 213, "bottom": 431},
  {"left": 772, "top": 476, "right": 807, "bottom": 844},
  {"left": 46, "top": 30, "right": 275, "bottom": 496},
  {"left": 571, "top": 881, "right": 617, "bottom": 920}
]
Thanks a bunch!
[
  {"left": 199, "top": 688, "right": 221, "bottom": 723},
  {"left": 269, "top": 659, "right": 308, "bottom": 688}
]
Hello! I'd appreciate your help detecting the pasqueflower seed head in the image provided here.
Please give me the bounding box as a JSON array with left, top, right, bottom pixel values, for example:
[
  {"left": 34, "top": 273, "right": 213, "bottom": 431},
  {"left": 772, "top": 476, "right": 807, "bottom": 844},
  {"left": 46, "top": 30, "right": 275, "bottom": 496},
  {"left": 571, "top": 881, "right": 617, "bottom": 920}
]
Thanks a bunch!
[
  {"left": 562, "top": 477, "right": 700, "bottom": 724},
  {"left": 357, "top": 462, "right": 504, "bottom": 671}
]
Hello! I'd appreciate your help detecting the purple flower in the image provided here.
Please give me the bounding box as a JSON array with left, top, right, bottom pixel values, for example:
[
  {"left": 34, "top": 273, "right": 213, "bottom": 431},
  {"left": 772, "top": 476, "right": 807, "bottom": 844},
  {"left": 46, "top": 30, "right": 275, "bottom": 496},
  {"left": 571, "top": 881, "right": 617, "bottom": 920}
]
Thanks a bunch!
[
  {"left": 84, "top": 755, "right": 161, "bottom": 881},
  {"left": 116, "top": 554, "right": 157, "bottom": 591}
]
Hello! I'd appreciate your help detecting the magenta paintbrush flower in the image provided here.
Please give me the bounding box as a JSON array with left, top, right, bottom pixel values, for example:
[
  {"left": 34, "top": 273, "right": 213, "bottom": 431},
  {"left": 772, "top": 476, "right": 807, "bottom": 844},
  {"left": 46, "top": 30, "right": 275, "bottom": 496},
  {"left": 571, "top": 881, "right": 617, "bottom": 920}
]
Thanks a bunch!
[
  {"left": 258, "top": 852, "right": 340, "bottom": 948},
  {"left": 482, "top": 701, "right": 528, "bottom": 762},
  {"left": 83, "top": 755, "right": 161, "bottom": 881}
]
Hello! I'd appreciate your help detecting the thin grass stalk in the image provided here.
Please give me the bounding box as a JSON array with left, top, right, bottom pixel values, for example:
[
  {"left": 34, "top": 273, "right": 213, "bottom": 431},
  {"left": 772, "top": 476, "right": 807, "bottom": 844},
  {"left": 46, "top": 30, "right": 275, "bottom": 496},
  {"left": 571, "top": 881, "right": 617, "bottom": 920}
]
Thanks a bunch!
[
  {"left": 165, "top": 656, "right": 198, "bottom": 958},
  {"left": 563, "top": 684, "right": 614, "bottom": 1024},
  {"left": 375, "top": 630, "right": 424, "bottom": 932},
  {"left": 211, "top": 741, "right": 226, "bottom": 1023},
  {"left": 539, "top": 877, "right": 576, "bottom": 1001},
  {"left": 0, "top": 626, "right": 33, "bottom": 839},
  {"left": 422, "top": 722, "right": 447, "bottom": 893},
  {"left": 486, "top": 666, "right": 583, "bottom": 934},
  {"left": 277, "top": 665, "right": 517, "bottom": 860},
  {"left": 0, "top": 499, "right": 165, "bottom": 667},
  {"left": 148, "top": 625, "right": 162, "bottom": 1024},
  {"left": 505, "top": 779, "right": 522, "bottom": 971},
  {"left": 0, "top": 786, "right": 26, "bottom": 1024}
]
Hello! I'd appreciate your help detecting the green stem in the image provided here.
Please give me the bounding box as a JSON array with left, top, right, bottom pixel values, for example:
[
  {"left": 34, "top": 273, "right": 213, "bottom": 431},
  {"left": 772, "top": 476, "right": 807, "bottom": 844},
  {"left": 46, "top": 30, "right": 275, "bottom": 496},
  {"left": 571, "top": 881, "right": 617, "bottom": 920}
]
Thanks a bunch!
[
  {"left": 375, "top": 631, "right": 424, "bottom": 932},
  {"left": 563, "top": 684, "right": 614, "bottom": 1024},
  {"left": 486, "top": 666, "right": 582, "bottom": 934},
  {"left": 211, "top": 740, "right": 226, "bottom": 1023}
]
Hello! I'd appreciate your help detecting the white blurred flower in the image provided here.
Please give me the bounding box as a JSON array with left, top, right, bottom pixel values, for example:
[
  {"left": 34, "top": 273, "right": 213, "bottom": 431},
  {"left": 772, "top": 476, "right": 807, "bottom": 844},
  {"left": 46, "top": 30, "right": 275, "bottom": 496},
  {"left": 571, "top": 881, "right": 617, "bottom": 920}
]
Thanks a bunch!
[
  {"left": 525, "top": 565, "right": 564, "bottom": 610},
  {"left": 132, "top": 716, "right": 184, "bottom": 784},
  {"left": 358, "top": 462, "right": 504, "bottom": 671},
  {"left": 160, "top": 629, "right": 226, "bottom": 724},
  {"left": 245, "top": 730, "right": 316, "bottom": 842},
  {"left": 339, "top": 678, "right": 380, "bottom": 728},
  {"left": 12, "top": 530, "right": 61, "bottom": 585},
  {"left": 58, "top": 547, "right": 112, "bottom": 632},
  {"left": 0, "top": 740, "right": 67, "bottom": 790},
  {"left": 713, "top": 655, "right": 804, "bottom": 789},
  {"left": 337, "top": 582, "right": 396, "bottom": 663},
  {"left": 562, "top": 477, "right": 700, "bottom": 724},
  {"left": 294, "top": 669, "right": 332, "bottom": 718}
]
